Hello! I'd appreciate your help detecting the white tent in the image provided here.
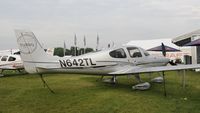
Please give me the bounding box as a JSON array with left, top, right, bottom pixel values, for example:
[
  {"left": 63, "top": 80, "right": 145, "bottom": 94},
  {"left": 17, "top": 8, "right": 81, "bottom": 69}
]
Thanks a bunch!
[{"left": 0, "top": 49, "right": 19, "bottom": 55}]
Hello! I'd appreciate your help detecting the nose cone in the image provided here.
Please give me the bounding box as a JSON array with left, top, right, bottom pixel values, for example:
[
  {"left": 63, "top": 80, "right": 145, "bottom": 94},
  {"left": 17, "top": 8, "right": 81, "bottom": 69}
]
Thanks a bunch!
[{"left": 152, "top": 55, "right": 170, "bottom": 66}]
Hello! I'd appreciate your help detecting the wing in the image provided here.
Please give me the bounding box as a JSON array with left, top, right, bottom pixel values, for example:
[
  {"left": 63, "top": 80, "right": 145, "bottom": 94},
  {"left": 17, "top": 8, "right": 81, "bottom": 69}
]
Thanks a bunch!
[{"left": 109, "top": 64, "right": 200, "bottom": 75}]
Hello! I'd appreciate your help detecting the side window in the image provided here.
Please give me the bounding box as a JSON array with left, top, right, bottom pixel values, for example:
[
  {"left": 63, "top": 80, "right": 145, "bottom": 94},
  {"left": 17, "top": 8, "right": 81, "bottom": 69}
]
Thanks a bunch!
[
  {"left": 141, "top": 48, "right": 150, "bottom": 56},
  {"left": 109, "top": 48, "right": 127, "bottom": 58},
  {"left": 144, "top": 51, "right": 150, "bottom": 56},
  {"left": 1, "top": 56, "right": 8, "bottom": 61},
  {"left": 127, "top": 47, "right": 142, "bottom": 58},
  {"left": 8, "top": 56, "right": 16, "bottom": 61}
]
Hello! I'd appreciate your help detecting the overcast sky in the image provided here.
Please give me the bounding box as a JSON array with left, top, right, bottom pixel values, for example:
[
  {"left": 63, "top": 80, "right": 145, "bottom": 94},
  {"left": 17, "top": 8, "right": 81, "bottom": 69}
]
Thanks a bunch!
[{"left": 0, "top": 0, "right": 200, "bottom": 50}]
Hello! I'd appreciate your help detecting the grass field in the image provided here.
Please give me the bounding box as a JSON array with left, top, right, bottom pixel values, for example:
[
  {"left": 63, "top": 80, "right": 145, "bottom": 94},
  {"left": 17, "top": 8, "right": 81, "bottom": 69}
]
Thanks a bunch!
[{"left": 0, "top": 71, "right": 200, "bottom": 113}]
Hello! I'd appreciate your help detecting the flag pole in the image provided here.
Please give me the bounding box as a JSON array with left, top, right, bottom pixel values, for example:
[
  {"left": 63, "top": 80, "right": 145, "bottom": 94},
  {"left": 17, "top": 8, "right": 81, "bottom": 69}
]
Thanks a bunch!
[
  {"left": 96, "top": 34, "right": 99, "bottom": 51},
  {"left": 74, "top": 34, "right": 77, "bottom": 56},
  {"left": 63, "top": 41, "right": 66, "bottom": 56},
  {"left": 84, "top": 35, "right": 86, "bottom": 54}
]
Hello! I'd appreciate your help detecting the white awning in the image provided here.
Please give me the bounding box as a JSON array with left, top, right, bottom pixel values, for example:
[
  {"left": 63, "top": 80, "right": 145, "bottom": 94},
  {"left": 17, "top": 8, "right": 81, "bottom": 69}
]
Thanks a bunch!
[{"left": 172, "top": 29, "right": 200, "bottom": 43}]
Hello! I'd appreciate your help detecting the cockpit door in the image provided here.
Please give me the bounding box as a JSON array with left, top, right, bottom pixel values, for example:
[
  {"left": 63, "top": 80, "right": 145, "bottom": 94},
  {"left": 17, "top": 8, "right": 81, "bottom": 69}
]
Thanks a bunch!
[{"left": 126, "top": 47, "right": 144, "bottom": 65}]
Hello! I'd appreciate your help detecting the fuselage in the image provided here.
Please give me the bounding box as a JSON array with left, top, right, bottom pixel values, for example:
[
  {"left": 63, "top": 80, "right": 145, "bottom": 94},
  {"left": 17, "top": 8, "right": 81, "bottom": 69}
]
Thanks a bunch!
[
  {"left": 33, "top": 45, "right": 170, "bottom": 75},
  {"left": 0, "top": 54, "right": 23, "bottom": 70}
]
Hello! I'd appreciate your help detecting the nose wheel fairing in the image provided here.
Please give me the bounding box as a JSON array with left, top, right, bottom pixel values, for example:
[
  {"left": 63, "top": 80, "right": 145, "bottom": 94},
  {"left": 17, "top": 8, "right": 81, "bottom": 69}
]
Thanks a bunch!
[{"left": 132, "top": 82, "right": 151, "bottom": 90}]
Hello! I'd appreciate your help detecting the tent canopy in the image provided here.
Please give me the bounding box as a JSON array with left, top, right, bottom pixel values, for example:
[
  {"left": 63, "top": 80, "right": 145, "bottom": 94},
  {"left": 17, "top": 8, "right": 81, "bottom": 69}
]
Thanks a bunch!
[
  {"left": 184, "top": 38, "right": 200, "bottom": 46},
  {"left": 147, "top": 44, "right": 180, "bottom": 52}
]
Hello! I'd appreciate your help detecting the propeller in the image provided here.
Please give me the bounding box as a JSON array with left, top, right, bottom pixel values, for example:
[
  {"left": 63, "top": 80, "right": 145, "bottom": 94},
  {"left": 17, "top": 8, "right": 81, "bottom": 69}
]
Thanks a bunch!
[
  {"left": 161, "top": 43, "right": 166, "bottom": 57},
  {"left": 161, "top": 43, "right": 176, "bottom": 65}
]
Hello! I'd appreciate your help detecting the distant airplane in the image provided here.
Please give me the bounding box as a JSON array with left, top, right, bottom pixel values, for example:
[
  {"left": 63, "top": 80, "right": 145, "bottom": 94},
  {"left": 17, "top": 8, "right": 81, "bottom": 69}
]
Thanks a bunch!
[
  {"left": 0, "top": 54, "right": 24, "bottom": 76},
  {"left": 15, "top": 30, "right": 200, "bottom": 95}
]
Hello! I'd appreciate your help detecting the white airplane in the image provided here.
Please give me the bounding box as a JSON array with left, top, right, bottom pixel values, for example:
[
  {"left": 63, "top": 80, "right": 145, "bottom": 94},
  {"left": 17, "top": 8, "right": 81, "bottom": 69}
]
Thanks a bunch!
[
  {"left": 15, "top": 30, "right": 200, "bottom": 95},
  {"left": 0, "top": 54, "right": 24, "bottom": 76}
]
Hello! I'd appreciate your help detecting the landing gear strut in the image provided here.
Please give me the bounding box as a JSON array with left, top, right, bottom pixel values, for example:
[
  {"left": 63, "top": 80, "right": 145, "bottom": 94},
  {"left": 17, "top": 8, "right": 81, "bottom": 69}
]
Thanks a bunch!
[
  {"left": 0, "top": 69, "right": 4, "bottom": 77},
  {"left": 132, "top": 74, "right": 151, "bottom": 90},
  {"left": 111, "top": 75, "right": 117, "bottom": 84},
  {"left": 96, "top": 75, "right": 104, "bottom": 82},
  {"left": 134, "top": 73, "right": 142, "bottom": 83},
  {"left": 162, "top": 71, "right": 167, "bottom": 97}
]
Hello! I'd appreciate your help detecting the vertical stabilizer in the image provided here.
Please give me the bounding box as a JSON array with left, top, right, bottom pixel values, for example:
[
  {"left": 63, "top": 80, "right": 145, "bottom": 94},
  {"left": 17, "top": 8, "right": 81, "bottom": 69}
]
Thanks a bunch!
[{"left": 15, "top": 30, "right": 48, "bottom": 73}]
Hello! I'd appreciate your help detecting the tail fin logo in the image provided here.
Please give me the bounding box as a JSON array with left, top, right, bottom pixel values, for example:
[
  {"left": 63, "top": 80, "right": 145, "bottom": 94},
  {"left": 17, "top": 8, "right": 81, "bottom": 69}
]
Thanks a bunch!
[{"left": 17, "top": 33, "right": 37, "bottom": 54}]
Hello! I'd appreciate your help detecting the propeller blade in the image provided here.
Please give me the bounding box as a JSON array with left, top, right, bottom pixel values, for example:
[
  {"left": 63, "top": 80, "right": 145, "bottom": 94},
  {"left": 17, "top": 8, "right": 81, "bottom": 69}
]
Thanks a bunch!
[
  {"left": 161, "top": 43, "right": 177, "bottom": 65},
  {"left": 161, "top": 43, "right": 166, "bottom": 57}
]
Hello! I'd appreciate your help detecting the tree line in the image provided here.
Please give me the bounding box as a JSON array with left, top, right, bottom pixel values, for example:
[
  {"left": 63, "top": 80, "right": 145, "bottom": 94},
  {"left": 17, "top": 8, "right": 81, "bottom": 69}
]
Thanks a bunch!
[{"left": 54, "top": 46, "right": 94, "bottom": 57}]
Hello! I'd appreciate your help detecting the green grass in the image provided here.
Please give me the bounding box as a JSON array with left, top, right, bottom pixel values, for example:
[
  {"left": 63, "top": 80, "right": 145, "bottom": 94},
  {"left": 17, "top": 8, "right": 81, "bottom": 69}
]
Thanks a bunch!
[{"left": 0, "top": 71, "right": 200, "bottom": 113}]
